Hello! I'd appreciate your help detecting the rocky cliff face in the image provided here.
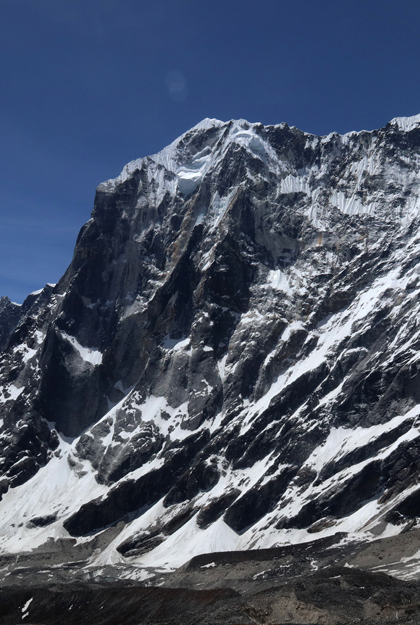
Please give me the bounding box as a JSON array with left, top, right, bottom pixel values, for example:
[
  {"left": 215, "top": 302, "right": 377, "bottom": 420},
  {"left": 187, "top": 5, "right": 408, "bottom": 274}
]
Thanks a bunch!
[
  {"left": 1, "top": 114, "right": 420, "bottom": 571},
  {"left": 0, "top": 297, "right": 22, "bottom": 353}
]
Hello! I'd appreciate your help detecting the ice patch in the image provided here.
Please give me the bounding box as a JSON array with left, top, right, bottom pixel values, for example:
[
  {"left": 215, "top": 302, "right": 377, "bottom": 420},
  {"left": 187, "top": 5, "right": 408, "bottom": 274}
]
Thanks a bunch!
[
  {"left": 229, "top": 121, "right": 278, "bottom": 166},
  {"left": 177, "top": 146, "right": 213, "bottom": 195},
  {"left": 177, "top": 170, "right": 202, "bottom": 195}
]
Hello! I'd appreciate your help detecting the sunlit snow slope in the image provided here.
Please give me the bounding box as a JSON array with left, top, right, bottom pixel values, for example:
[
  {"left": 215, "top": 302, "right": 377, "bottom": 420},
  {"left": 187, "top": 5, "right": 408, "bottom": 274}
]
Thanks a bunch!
[{"left": 2, "top": 114, "right": 420, "bottom": 570}]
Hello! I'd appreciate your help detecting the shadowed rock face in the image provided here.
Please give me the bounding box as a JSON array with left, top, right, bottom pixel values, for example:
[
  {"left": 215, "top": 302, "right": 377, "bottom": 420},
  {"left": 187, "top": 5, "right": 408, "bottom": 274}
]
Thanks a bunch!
[
  {"left": 2, "top": 115, "right": 420, "bottom": 569},
  {"left": 0, "top": 297, "right": 22, "bottom": 352}
]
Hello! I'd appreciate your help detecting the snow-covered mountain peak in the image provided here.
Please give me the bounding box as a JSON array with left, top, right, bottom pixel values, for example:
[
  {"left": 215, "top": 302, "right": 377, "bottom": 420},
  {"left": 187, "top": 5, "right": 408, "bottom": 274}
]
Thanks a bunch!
[
  {"left": 390, "top": 113, "right": 420, "bottom": 132},
  {"left": 190, "top": 117, "right": 225, "bottom": 131},
  {"left": 3, "top": 114, "right": 420, "bottom": 574},
  {"left": 99, "top": 112, "right": 420, "bottom": 194}
]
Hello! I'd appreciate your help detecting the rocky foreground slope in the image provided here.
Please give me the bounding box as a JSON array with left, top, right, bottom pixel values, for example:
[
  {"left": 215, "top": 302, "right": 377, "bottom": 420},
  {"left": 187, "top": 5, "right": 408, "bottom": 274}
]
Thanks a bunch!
[
  {"left": 1, "top": 114, "right": 420, "bottom": 579},
  {"left": 3, "top": 532, "right": 420, "bottom": 624}
]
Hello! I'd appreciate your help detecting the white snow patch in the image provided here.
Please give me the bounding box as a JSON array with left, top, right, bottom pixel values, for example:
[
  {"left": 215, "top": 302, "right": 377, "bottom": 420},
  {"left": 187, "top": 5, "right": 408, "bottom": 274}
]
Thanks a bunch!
[
  {"left": 217, "top": 355, "right": 228, "bottom": 381},
  {"left": 0, "top": 384, "right": 24, "bottom": 404},
  {"left": 129, "top": 394, "right": 191, "bottom": 440},
  {"left": 0, "top": 432, "right": 107, "bottom": 553},
  {"left": 13, "top": 343, "right": 37, "bottom": 362},
  {"left": 61, "top": 332, "right": 103, "bottom": 365},
  {"left": 265, "top": 269, "right": 292, "bottom": 294},
  {"left": 280, "top": 320, "right": 305, "bottom": 342},
  {"left": 161, "top": 336, "right": 191, "bottom": 351},
  {"left": 21, "top": 598, "right": 33, "bottom": 612},
  {"left": 307, "top": 408, "right": 420, "bottom": 474},
  {"left": 138, "top": 516, "right": 239, "bottom": 569}
]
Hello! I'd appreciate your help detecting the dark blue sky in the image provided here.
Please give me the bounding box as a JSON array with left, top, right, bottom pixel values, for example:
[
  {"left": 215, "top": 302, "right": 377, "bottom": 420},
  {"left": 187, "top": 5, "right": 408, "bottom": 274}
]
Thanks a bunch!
[{"left": 1, "top": 0, "right": 420, "bottom": 302}]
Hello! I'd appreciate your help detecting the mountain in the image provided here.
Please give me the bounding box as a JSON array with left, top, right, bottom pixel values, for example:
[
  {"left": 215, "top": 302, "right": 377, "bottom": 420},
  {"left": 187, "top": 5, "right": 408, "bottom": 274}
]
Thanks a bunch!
[{"left": 1, "top": 114, "right": 420, "bottom": 578}]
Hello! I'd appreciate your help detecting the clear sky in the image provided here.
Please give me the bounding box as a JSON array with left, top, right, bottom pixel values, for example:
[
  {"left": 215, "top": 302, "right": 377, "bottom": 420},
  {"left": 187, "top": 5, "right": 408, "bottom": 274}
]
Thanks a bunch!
[{"left": 1, "top": 0, "right": 420, "bottom": 303}]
